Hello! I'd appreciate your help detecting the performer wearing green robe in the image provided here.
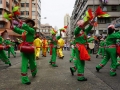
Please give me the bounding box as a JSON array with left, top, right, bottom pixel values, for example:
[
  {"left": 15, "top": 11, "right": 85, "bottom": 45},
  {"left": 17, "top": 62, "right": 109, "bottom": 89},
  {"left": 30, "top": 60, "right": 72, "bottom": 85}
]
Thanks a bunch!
[
  {"left": 69, "top": 40, "right": 76, "bottom": 62},
  {"left": 4, "top": 38, "right": 16, "bottom": 58},
  {"left": 0, "top": 36, "right": 11, "bottom": 66},
  {"left": 70, "top": 20, "right": 94, "bottom": 81},
  {"left": 11, "top": 19, "right": 37, "bottom": 85},
  {"left": 96, "top": 39, "right": 105, "bottom": 58},
  {"left": 49, "top": 29, "right": 61, "bottom": 67},
  {"left": 96, "top": 25, "right": 120, "bottom": 76},
  {"left": 70, "top": 36, "right": 95, "bottom": 76}
]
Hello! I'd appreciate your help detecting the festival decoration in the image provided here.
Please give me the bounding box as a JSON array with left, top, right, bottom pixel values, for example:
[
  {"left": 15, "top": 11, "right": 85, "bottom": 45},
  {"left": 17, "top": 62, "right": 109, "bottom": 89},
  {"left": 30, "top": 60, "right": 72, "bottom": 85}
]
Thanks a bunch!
[
  {"left": 83, "top": 8, "right": 93, "bottom": 22},
  {"left": 95, "top": 6, "right": 110, "bottom": 17},
  {"left": 12, "top": 6, "right": 20, "bottom": 16},
  {"left": 3, "top": 12, "right": 13, "bottom": 20},
  {"left": 59, "top": 28, "right": 66, "bottom": 32},
  {"left": 50, "top": 29, "right": 57, "bottom": 34}
]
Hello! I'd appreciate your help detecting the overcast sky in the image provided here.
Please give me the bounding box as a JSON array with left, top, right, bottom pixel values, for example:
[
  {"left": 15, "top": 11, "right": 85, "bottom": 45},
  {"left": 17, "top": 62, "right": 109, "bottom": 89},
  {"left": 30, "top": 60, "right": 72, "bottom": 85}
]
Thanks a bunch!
[{"left": 41, "top": 0, "right": 75, "bottom": 29}]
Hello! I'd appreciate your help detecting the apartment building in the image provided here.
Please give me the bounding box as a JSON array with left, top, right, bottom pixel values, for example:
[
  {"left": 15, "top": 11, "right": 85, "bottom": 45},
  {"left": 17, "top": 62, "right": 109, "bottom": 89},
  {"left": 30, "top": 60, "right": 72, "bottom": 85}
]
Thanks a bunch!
[
  {"left": 70, "top": 0, "right": 120, "bottom": 37},
  {"left": 39, "top": 24, "right": 52, "bottom": 39},
  {"left": 20, "top": 0, "right": 41, "bottom": 29},
  {"left": 0, "top": 0, "right": 21, "bottom": 40}
]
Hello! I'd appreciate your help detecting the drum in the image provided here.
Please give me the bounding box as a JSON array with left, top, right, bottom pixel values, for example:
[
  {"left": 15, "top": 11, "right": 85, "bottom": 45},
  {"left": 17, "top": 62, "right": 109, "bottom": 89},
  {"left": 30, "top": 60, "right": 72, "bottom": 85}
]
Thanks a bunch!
[{"left": 88, "top": 43, "right": 95, "bottom": 49}]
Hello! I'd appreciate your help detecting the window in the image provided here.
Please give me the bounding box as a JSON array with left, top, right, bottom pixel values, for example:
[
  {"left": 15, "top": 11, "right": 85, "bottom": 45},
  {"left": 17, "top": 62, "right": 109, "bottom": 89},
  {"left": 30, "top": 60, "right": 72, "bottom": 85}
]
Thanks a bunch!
[
  {"left": 98, "top": 18, "right": 106, "bottom": 24},
  {"left": 32, "top": 3, "right": 36, "bottom": 7},
  {"left": 21, "top": 3, "right": 24, "bottom": 7},
  {"left": 99, "top": 30, "right": 103, "bottom": 34},
  {"left": 46, "top": 29, "right": 48, "bottom": 32},
  {"left": 0, "top": 10, "right": 2, "bottom": 15},
  {"left": 103, "top": 6, "right": 107, "bottom": 11},
  {"left": 26, "top": 11, "right": 29, "bottom": 15},
  {"left": 0, "top": 0, "right": 2, "bottom": 4},
  {"left": 32, "top": 11, "right": 36, "bottom": 15},
  {"left": 26, "top": 3, "right": 29, "bottom": 7},
  {"left": 21, "top": 11, "right": 24, "bottom": 15},
  {"left": 111, "top": 6, "right": 117, "bottom": 11},
  {"left": 0, "top": 23, "right": 5, "bottom": 28},
  {"left": 43, "top": 29, "right": 45, "bottom": 32},
  {"left": 6, "top": 2, "right": 9, "bottom": 8}
]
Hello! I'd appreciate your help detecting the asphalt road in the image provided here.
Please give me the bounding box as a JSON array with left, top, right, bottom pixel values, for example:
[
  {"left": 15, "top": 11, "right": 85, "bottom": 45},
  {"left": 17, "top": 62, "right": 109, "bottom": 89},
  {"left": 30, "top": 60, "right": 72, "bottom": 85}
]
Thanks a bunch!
[{"left": 0, "top": 50, "right": 120, "bottom": 90}]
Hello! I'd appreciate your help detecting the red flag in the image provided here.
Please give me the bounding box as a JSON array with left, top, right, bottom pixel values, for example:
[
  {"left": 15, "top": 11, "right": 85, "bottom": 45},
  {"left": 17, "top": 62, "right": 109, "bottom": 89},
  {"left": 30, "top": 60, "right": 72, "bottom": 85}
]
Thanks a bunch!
[{"left": 95, "top": 6, "right": 110, "bottom": 17}]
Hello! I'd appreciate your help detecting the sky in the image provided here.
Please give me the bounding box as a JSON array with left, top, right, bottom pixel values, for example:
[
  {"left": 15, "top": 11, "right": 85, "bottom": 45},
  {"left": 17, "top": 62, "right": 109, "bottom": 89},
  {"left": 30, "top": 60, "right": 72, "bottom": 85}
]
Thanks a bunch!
[{"left": 41, "top": 0, "right": 75, "bottom": 29}]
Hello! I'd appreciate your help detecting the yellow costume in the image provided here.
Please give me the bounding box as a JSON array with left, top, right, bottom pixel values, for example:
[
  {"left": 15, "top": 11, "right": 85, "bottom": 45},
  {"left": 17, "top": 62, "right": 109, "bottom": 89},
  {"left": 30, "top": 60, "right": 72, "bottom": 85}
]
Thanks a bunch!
[
  {"left": 42, "top": 38, "right": 48, "bottom": 57},
  {"left": 57, "top": 38, "right": 65, "bottom": 59},
  {"left": 33, "top": 37, "right": 42, "bottom": 59}
]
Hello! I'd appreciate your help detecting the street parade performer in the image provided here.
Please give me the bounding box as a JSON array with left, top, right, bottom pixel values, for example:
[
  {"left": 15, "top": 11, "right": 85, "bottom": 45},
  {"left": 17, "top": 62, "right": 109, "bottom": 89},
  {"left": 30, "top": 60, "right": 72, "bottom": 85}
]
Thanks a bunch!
[
  {"left": 42, "top": 36, "right": 48, "bottom": 57},
  {"left": 49, "top": 29, "right": 61, "bottom": 67},
  {"left": 70, "top": 20, "right": 95, "bottom": 81},
  {"left": 96, "top": 38, "right": 105, "bottom": 58},
  {"left": 10, "top": 18, "right": 37, "bottom": 85},
  {"left": 4, "top": 38, "right": 16, "bottom": 58},
  {"left": 0, "top": 36, "right": 11, "bottom": 66},
  {"left": 57, "top": 36, "right": 65, "bottom": 59},
  {"left": 69, "top": 39, "right": 76, "bottom": 62},
  {"left": 96, "top": 25, "right": 120, "bottom": 76},
  {"left": 33, "top": 34, "right": 42, "bottom": 60}
]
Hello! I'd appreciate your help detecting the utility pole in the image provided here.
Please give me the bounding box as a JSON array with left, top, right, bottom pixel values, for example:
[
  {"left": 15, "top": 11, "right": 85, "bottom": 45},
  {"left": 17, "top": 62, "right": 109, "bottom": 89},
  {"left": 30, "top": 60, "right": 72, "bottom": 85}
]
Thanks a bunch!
[{"left": 93, "top": 0, "right": 96, "bottom": 35}]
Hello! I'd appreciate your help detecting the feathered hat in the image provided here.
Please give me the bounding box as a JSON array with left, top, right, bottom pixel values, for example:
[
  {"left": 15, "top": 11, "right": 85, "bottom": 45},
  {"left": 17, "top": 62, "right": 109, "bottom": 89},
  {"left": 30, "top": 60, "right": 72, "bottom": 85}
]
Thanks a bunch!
[{"left": 50, "top": 28, "right": 57, "bottom": 35}]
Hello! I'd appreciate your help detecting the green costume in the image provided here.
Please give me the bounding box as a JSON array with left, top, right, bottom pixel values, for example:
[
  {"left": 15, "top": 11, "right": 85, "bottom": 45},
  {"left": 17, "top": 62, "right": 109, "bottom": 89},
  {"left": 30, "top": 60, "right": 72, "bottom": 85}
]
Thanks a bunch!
[
  {"left": 13, "top": 24, "right": 37, "bottom": 84},
  {"left": 70, "top": 25, "right": 93, "bottom": 81},
  {"left": 49, "top": 35, "right": 61, "bottom": 67},
  {"left": 4, "top": 39, "right": 16, "bottom": 58},
  {"left": 116, "top": 39, "right": 120, "bottom": 68},
  {"left": 96, "top": 40, "right": 105, "bottom": 58},
  {"left": 69, "top": 40, "right": 76, "bottom": 62},
  {"left": 0, "top": 36, "right": 11, "bottom": 66},
  {"left": 70, "top": 36, "right": 95, "bottom": 75},
  {"left": 96, "top": 31, "right": 120, "bottom": 76}
]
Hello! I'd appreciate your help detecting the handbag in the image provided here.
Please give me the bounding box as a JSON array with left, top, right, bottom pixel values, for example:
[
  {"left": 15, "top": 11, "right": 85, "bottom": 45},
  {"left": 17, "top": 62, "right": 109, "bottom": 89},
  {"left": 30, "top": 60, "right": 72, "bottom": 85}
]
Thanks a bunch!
[{"left": 20, "top": 31, "right": 35, "bottom": 53}]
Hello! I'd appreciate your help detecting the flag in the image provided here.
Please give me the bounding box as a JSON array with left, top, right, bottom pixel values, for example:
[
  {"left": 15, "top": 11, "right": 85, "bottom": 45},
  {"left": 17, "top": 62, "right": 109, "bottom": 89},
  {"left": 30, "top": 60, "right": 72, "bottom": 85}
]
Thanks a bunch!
[
  {"left": 95, "top": 6, "right": 110, "bottom": 17},
  {"left": 83, "top": 8, "right": 93, "bottom": 22}
]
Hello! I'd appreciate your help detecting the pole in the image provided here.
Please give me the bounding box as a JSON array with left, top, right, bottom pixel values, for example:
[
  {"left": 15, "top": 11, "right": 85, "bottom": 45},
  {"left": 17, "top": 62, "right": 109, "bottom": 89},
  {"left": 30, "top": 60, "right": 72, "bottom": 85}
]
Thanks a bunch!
[{"left": 93, "top": 0, "right": 96, "bottom": 35}]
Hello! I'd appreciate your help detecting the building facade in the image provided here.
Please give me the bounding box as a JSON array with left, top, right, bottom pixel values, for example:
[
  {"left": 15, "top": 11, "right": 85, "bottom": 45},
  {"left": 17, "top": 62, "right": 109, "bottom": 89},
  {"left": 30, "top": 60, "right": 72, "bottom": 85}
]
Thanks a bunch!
[
  {"left": 63, "top": 14, "right": 70, "bottom": 38},
  {"left": 0, "top": 0, "right": 21, "bottom": 40},
  {"left": 70, "top": 0, "right": 120, "bottom": 37},
  {"left": 39, "top": 24, "right": 52, "bottom": 39},
  {"left": 20, "top": 0, "right": 41, "bottom": 29}
]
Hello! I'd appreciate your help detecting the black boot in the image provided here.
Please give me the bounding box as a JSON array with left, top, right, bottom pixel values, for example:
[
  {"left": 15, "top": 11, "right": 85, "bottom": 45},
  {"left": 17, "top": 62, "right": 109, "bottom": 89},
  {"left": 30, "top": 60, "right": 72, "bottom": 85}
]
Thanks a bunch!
[
  {"left": 96, "top": 55, "right": 98, "bottom": 58},
  {"left": 96, "top": 67, "right": 100, "bottom": 72},
  {"left": 70, "top": 67, "right": 74, "bottom": 76},
  {"left": 9, "top": 63, "right": 11, "bottom": 66},
  {"left": 25, "top": 82, "right": 31, "bottom": 85}
]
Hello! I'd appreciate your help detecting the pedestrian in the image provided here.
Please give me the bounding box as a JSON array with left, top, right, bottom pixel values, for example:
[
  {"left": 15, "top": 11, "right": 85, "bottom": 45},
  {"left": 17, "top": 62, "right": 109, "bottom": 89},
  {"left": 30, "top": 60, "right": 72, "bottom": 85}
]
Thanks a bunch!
[
  {"left": 64, "top": 43, "right": 66, "bottom": 50},
  {"left": 96, "top": 24, "right": 120, "bottom": 76}
]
